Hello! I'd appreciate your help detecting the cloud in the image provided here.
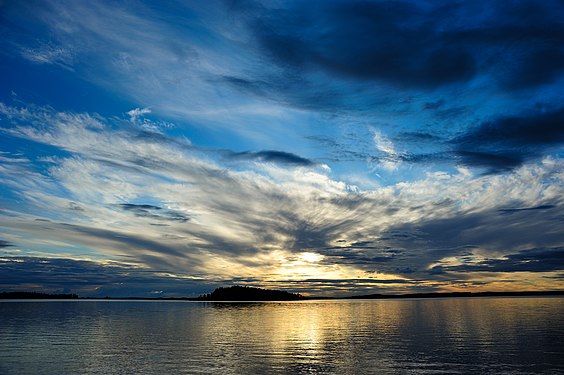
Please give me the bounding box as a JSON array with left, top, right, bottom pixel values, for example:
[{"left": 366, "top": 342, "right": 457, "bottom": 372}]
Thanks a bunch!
[
  {"left": 227, "top": 150, "right": 315, "bottom": 166},
  {"left": 498, "top": 205, "right": 556, "bottom": 215},
  {"left": 453, "top": 107, "right": 564, "bottom": 172},
  {"left": 458, "top": 108, "right": 564, "bottom": 147},
  {"left": 315, "top": 106, "right": 564, "bottom": 174},
  {"left": 504, "top": 48, "right": 564, "bottom": 90},
  {"left": 444, "top": 1, "right": 564, "bottom": 90},
  {"left": 0, "top": 240, "right": 14, "bottom": 248},
  {"left": 247, "top": 1, "right": 476, "bottom": 89},
  {"left": 432, "top": 247, "right": 564, "bottom": 274},
  {"left": 371, "top": 130, "right": 401, "bottom": 172},
  {"left": 119, "top": 203, "right": 162, "bottom": 211},
  {"left": 232, "top": 0, "right": 564, "bottom": 96},
  {"left": 19, "top": 43, "right": 75, "bottom": 70},
  {"left": 116, "top": 203, "right": 190, "bottom": 222},
  {"left": 318, "top": 241, "right": 401, "bottom": 267},
  {"left": 453, "top": 151, "right": 524, "bottom": 173},
  {"left": 373, "top": 199, "right": 564, "bottom": 279},
  {"left": 127, "top": 107, "right": 151, "bottom": 122}
]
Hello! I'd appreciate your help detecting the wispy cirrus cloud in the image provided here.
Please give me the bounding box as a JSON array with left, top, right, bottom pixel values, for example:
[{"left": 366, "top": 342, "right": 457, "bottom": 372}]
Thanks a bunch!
[{"left": 19, "top": 43, "right": 75, "bottom": 70}]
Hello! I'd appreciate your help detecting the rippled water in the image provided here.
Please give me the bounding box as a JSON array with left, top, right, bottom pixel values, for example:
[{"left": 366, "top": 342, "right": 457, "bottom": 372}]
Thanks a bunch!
[{"left": 1, "top": 297, "right": 563, "bottom": 374}]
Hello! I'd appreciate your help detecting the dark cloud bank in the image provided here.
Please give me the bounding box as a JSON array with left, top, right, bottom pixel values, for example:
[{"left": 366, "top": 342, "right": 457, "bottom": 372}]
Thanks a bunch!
[
  {"left": 224, "top": 0, "right": 564, "bottom": 173},
  {"left": 226, "top": 0, "right": 563, "bottom": 94},
  {"left": 453, "top": 108, "right": 564, "bottom": 172}
]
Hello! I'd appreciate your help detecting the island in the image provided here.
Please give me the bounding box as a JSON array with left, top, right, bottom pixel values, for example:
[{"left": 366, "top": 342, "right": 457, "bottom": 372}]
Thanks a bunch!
[{"left": 197, "top": 285, "right": 304, "bottom": 301}]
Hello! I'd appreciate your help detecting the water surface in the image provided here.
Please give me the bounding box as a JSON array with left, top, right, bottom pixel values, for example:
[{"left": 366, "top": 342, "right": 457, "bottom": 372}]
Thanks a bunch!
[{"left": 1, "top": 297, "right": 562, "bottom": 374}]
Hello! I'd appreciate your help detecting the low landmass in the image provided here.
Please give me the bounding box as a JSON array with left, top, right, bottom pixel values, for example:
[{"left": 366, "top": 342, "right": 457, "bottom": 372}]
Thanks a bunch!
[
  {"left": 0, "top": 291, "right": 79, "bottom": 299},
  {"left": 344, "top": 290, "right": 564, "bottom": 299},
  {"left": 1, "top": 288, "right": 562, "bottom": 301}
]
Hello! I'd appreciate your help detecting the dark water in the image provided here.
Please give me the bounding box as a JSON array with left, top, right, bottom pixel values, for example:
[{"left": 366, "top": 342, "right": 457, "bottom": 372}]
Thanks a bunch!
[{"left": 1, "top": 298, "right": 563, "bottom": 374}]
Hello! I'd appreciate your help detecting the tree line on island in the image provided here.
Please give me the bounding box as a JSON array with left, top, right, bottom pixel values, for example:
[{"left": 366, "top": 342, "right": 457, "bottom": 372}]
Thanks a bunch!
[{"left": 197, "top": 285, "right": 304, "bottom": 301}]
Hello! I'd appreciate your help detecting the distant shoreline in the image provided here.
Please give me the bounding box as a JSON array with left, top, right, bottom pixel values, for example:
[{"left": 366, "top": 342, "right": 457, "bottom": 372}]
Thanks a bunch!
[
  {"left": 342, "top": 290, "right": 564, "bottom": 300},
  {"left": 2, "top": 290, "right": 563, "bottom": 301}
]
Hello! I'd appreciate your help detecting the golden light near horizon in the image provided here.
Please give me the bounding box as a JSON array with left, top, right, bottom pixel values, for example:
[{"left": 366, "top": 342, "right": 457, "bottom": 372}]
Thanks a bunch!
[
  {"left": 298, "top": 252, "right": 324, "bottom": 263},
  {"left": 193, "top": 248, "right": 420, "bottom": 294},
  {"left": 275, "top": 251, "right": 343, "bottom": 280}
]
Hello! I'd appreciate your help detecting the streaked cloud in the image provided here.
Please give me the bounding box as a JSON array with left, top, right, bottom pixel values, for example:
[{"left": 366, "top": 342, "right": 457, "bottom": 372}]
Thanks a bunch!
[
  {"left": 19, "top": 43, "right": 75, "bottom": 70},
  {"left": 227, "top": 150, "right": 316, "bottom": 166}
]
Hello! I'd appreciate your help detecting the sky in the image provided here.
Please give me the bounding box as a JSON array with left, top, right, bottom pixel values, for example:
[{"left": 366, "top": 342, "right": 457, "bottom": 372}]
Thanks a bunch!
[{"left": 0, "top": 0, "right": 563, "bottom": 297}]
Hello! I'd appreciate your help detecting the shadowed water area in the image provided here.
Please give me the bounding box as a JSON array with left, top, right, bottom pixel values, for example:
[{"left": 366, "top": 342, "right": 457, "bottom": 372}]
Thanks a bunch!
[{"left": 1, "top": 297, "right": 562, "bottom": 374}]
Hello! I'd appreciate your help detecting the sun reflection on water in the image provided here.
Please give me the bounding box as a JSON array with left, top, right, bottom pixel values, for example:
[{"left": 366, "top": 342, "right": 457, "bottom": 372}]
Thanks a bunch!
[{"left": 1, "top": 298, "right": 563, "bottom": 374}]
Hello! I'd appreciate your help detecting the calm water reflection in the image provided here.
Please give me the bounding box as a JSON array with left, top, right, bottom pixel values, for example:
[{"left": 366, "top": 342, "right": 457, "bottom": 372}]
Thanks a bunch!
[{"left": 1, "top": 298, "right": 562, "bottom": 374}]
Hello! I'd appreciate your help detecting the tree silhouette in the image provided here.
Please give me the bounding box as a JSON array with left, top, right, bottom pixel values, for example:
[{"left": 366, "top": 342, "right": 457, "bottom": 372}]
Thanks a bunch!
[{"left": 197, "top": 286, "right": 303, "bottom": 301}]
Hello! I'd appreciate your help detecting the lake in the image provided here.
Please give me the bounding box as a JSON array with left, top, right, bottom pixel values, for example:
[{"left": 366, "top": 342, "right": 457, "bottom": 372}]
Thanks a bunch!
[{"left": 1, "top": 297, "right": 563, "bottom": 374}]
